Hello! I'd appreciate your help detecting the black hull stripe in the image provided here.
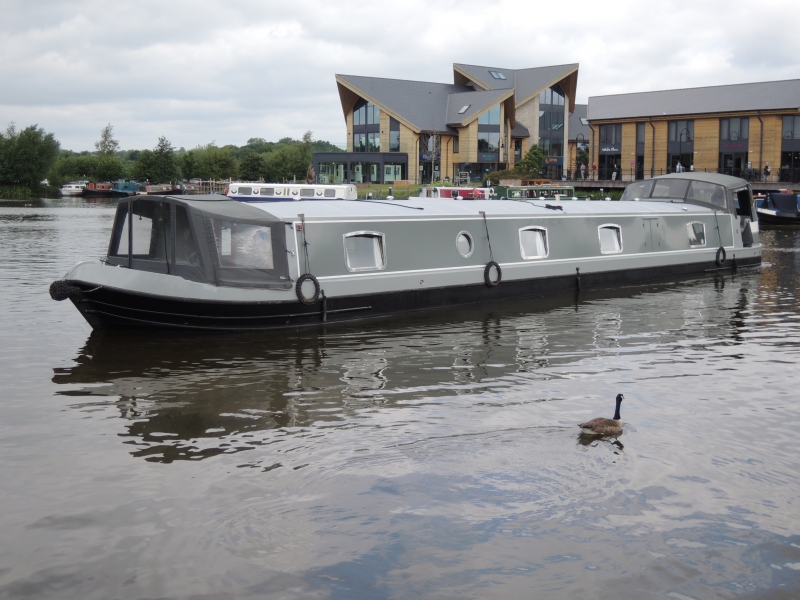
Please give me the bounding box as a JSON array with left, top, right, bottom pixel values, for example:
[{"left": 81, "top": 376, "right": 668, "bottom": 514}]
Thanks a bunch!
[{"left": 72, "top": 255, "right": 761, "bottom": 331}]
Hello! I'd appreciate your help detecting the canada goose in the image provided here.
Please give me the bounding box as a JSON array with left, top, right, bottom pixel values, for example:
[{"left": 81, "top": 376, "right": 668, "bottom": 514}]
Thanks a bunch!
[{"left": 579, "top": 393, "right": 624, "bottom": 436}]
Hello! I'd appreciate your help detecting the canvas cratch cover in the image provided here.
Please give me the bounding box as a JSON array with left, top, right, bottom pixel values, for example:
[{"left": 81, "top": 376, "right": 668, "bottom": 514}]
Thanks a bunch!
[{"left": 106, "top": 196, "right": 292, "bottom": 290}]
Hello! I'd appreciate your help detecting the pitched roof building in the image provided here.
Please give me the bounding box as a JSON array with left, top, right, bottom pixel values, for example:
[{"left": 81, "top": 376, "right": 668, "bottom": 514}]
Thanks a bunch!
[
  {"left": 314, "top": 62, "right": 579, "bottom": 185},
  {"left": 586, "top": 79, "right": 800, "bottom": 183}
]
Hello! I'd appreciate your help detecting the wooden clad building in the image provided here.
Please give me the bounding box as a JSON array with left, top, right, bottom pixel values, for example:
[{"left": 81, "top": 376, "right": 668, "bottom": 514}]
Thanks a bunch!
[
  {"left": 314, "top": 63, "right": 579, "bottom": 185},
  {"left": 587, "top": 79, "right": 800, "bottom": 183}
]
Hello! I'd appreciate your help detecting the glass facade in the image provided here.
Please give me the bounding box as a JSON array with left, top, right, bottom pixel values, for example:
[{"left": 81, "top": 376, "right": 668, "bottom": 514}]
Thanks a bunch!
[
  {"left": 389, "top": 117, "right": 400, "bottom": 152},
  {"left": 719, "top": 117, "right": 749, "bottom": 177},
  {"left": 353, "top": 100, "right": 380, "bottom": 153},
  {"left": 476, "top": 104, "right": 501, "bottom": 163},
  {"left": 539, "top": 85, "right": 566, "bottom": 179},
  {"left": 667, "top": 120, "right": 694, "bottom": 172}
]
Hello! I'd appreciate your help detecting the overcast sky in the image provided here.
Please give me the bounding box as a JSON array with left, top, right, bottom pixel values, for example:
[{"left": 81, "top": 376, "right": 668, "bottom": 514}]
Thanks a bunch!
[{"left": 1, "top": 0, "right": 797, "bottom": 151}]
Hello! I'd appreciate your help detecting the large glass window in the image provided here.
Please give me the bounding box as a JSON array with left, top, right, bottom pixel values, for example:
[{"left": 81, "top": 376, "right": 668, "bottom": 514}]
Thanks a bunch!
[
  {"left": 344, "top": 232, "right": 386, "bottom": 271},
  {"left": 783, "top": 116, "right": 800, "bottom": 139},
  {"left": 599, "top": 124, "right": 622, "bottom": 145},
  {"left": 354, "top": 133, "right": 366, "bottom": 152},
  {"left": 478, "top": 132, "right": 499, "bottom": 152},
  {"left": 389, "top": 117, "right": 400, "bottom": 152},
  {"left": 720, "top": 117, "right": 749, "bottom": 140},
  {"left": 539, "top": 86, "right": 565, "bottom": 106},
  {"left": 621, "top": 180, "right": 654, "bottom": 200},
  {"left": 636, "top": 123, "right": 645, "bottom": 143},
  {"left": 367, "top": 104, "right": 380, "bottom": 125},
  {"left": 368, "top": 132, "right": 380, "bottom": 152},
  {"left": 478, "top": 104, "right": 501, "bottom": 125},
  {"left": 668, "top": 120, "right": 694, "bottom": 142}
]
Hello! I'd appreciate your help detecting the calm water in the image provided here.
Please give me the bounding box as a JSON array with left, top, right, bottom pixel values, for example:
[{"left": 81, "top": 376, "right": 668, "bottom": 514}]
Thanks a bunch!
[{"left": 1, "top": 197, "right": 799, "bottom": 599}]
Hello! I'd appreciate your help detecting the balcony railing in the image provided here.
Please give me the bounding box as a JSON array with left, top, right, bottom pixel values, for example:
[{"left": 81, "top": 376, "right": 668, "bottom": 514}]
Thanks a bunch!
[{"left": 566, "top": 167, "right": 800, "bottom": 184}]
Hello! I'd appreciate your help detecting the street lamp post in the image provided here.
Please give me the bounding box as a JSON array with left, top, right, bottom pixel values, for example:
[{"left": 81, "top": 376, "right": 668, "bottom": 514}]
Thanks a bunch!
[{"left": 678, "top": 128, "right": 692, "bottom": 173}]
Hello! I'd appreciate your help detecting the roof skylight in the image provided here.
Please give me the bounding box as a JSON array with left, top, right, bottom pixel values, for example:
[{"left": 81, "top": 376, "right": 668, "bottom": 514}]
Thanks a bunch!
[
  {"left": 458, "top": 105, "right": 470, "bottom": 114},
  {"left": 580, "top": 117, "right": 589, "bottom": 125},
  {"left": 490, "top": 71, "right": 507, "bottom": 80}
]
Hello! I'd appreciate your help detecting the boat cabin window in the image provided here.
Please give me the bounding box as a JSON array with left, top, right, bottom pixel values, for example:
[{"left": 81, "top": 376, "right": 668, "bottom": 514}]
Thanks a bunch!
[
  {"left": 211, "top": 220, "right": 274, "bottom": 269},
  {"left": 236, "top": 187, "right": 252, "bottom": 196},
  {"left": 621, "top": 180, "right": 654, "bottom": 201},
  {"left": 598, "top": 225, "right": 622, "bottom": 254},
  {"left": 651, "top": 179, "right": 689, "bottom": 200},
  {"left": 687, "top": 222, "right": 706, "bottom": 247},
  {"left": 344, "top": 232, "right": 386, "bottom": 271},
  {"left": 519, "top": 227, "right": 548, "bottom": 259},
  {"left": 131, "top": 199, "right": 171, "bottom": 264},
  {"left": 300, "top": 189, "right": 315, "bottom": 197},
  {"left": 261, "top": 187, "right": 274, "bottom": 196},
  {"left": 324, "top": 189, "right": 336, "bottom": 198},
  {"left": 109, "top": 202, "right": 130, "bottom": 258},
  {"left": 456, "top": 231, "right": 474, "bottom": 258},
  {"left": 175, "top": 206, "right": 201, "bottom": 266},
  {"left": 687, "top": 181, "right": 727, "bottom": 209},
  {"left": 734, "top": 187, "right": 754, "bottom": 218}
]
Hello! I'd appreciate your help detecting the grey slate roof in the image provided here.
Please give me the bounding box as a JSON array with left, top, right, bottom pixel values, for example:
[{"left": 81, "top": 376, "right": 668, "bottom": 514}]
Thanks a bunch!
[
  {"left": 446, "top": 89, "right": 512, "bottom": 126},
  {"left": 338, "top": 74, "right": 469, "bottom": 133},
  {"left": 589, "top": 79, "right": 800, "bottom": 120},
  {"left": 454, "top": 63, "right": 579, "bottom": 102},
  {"left": 569, "top": 104, "right": 590, "bottom": 141}
]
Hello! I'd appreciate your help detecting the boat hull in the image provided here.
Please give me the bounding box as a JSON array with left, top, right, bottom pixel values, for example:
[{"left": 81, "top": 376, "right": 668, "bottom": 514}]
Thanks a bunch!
[
  {"left": 756, "top": 208, "right": 800, "bottom": 228},
  {"left": 65, "top": 254, "right": 760, "bottom": 331}
]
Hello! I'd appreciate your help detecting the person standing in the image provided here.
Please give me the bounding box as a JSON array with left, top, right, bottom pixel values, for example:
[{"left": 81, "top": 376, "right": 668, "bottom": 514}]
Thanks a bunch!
[{"left": 764, "top": 163, "right": 771, "bottom": 181}]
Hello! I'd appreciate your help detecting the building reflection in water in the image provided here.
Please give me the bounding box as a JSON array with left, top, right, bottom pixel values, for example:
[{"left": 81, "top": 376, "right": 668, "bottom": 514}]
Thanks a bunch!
[{"left": 52, "top": 266, "right": 786, "bottom": 463}]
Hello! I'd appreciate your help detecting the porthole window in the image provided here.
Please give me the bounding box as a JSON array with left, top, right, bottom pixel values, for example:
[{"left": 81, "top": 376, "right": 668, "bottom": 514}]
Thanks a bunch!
[
  {"left": 598, "top": 225, "right": 623, "bottom": 254},
  {"left": 687, "top": 222, "right": 706, "bottom": 247},
  {"left": 344, "top": 232, "right": 386, "bottom": 272},
  {"left": 519, "top": 227, "right": 548, "bottom": 259},
  {"left": 456, "top": 231, "right": 474, "bottom": 258}
]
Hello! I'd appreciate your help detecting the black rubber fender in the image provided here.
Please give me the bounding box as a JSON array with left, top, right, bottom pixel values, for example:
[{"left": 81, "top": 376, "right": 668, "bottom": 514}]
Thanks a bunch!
[
  {"left": 49, "top": 280, "right": 82, "bottom": 301},
  {"left": 484, "top": 261, "right": 502, "bottom": 288},
  {"left": 715, "top": 246, "right": 726, "bottom": 267},
  {"left": 295, "top": 273, "right": 321, "bottom": 305}
]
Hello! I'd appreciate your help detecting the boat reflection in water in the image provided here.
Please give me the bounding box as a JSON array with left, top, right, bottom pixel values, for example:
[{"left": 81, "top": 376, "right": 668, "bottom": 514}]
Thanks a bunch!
[{"left": 53, "top": 272, "right": 757, "bottom": 464}]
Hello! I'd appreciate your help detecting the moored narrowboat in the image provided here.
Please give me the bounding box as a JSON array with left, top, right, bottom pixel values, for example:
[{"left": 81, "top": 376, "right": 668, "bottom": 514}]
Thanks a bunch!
[
  {"left": 756, "top": 192, "right": 800, "bottom": 227},
  {"left": 50, "top": 173, "right": 761, "bottom": 331},
  {"left": 227, "top": 183, "right": 358, "bottom": 201}
]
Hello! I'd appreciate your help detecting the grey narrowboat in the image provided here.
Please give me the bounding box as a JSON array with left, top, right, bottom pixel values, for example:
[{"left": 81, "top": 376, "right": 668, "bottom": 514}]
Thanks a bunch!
[{"left": 50, "top": 173, "right": 761, "bottom": 331}]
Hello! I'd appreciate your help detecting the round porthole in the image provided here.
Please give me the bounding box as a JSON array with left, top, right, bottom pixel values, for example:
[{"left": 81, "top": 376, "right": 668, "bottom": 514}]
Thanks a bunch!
[{"left": 456, "top": 231, "right": 474, "bottom": 258}]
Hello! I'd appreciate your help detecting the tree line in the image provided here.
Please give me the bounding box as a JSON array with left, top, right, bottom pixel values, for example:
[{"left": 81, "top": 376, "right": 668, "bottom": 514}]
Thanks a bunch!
[{"left": 0, "top": 121, "right": 342, "bottom": 190}]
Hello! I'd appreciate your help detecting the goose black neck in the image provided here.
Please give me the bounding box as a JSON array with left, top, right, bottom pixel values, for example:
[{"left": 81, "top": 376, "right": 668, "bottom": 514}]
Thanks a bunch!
[{"left": 613, "top": 398, "right": 622, "bottom": 420}]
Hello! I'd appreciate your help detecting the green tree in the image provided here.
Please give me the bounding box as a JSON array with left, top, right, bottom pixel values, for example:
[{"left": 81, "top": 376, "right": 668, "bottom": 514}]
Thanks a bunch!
[
  {"left": 191, "top": 143, "right": 238, "bottom": 180},
  {"left": 239, "top": 152, "right": 267, "bottom": 181},
  {"left": 93, "top": 123, "right": 124, "bottom": 181},
  {"left": 132, "top": 136, "right": 179, "bottom": 182},
  {"left": 514, "top": 145, "right": 547, "bottom": 177},
  {"left": 0, "top": 123, "right": 60, "bottom": 186}
]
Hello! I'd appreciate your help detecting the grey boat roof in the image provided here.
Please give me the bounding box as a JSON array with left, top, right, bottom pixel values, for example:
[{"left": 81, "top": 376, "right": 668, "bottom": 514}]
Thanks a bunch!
[
  {"left": 650, "top": 172, "right": 751, "bottom": 190},
  {"left": 239, "top": 198, "right": 713, "bottom": 221}
]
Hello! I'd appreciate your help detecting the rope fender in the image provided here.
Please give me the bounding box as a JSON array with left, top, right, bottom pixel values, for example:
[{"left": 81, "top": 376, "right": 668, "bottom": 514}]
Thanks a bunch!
[{"left": 49, "top": 280, "right": 82, "bottom": 301}]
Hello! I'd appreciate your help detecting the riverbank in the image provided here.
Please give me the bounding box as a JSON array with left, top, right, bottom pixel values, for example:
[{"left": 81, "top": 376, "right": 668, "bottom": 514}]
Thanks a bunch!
[{"left": 0, "top": 184, "right": 60, "bottom": 199}]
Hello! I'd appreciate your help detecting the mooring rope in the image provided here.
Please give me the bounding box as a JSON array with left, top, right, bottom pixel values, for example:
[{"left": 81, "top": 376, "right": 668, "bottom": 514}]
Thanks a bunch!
[{"left": 479, "top": 211, "right": 495, "bottom": 263}]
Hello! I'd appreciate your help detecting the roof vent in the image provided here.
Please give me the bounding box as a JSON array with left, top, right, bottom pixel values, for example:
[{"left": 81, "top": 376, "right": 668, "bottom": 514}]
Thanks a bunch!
[{"left": 458, "top": 105, "right": 470, "bottom": 114}]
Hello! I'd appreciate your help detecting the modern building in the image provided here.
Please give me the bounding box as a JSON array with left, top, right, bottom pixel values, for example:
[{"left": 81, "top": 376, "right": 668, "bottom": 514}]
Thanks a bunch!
[
  {"left": 314, "top": 63, "right": 579, "bottom": 185},
  {"left": 567, "top": 104, "right": 590, "bottom": 179},
  {"left": 587, "top": 79, "right": 800, "bottom": 183}
]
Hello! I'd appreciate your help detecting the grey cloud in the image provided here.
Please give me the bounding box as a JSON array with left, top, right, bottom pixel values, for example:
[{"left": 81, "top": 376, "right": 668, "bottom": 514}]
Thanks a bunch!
[{"left": 0, "top": 0, "right": 797, "bottom": 150}]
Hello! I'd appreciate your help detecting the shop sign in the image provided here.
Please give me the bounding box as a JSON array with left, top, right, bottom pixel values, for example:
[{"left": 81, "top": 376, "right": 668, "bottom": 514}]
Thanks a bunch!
[
  {"left": 720, "top": 141, "right": 747, "bottom": 151},
  {"left": 600, "top": 145, "right": 620, "bottom": 153}
]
